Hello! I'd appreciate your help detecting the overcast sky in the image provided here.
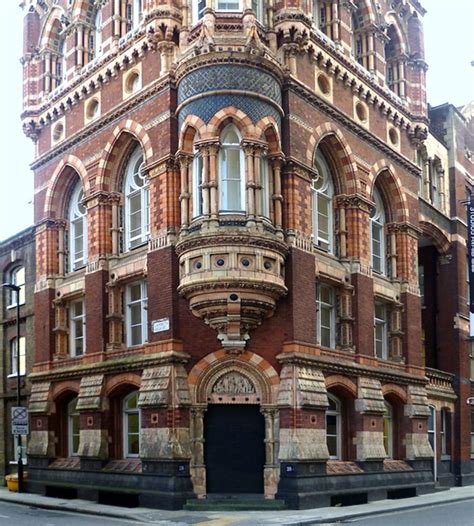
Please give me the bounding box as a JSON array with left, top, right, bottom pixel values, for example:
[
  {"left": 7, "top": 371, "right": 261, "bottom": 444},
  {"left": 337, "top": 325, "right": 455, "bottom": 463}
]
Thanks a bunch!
[{"left": 0, "top": 1, "right": 473, "bottom": 241}]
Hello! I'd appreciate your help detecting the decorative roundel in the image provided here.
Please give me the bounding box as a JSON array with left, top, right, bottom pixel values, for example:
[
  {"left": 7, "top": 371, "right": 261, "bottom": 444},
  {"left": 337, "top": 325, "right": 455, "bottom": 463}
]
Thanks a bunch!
[
  {"left": 216, "top": 258, "right": 225, "bottom": 267},
  {"left": 264, "top": 261, "right": 272, "bottom": 270},
  {"left": 241, "top": 258, "right": 251, "bottom": 267},
  {"left": 229, "top": 294, "right": 239, "bottom": 301},
  {"left": 194, "top": 261, "right": 202, "bottom": 270}
]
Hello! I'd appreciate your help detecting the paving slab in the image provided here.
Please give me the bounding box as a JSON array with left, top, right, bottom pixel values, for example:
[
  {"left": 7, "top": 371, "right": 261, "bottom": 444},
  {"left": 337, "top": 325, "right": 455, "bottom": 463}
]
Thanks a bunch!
[{"left": 0, "top": 486, "right": 472, "bottom": 525}]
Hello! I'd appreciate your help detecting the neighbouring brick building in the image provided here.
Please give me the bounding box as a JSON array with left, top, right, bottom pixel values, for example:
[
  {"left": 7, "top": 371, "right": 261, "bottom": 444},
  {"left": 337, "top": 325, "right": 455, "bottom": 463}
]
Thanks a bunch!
[
  {"left": 20, "top": 0, "right": 473, "bottom": 509},
  {"left": 0, "top": 226, "right": 35, "bottom": 480}
]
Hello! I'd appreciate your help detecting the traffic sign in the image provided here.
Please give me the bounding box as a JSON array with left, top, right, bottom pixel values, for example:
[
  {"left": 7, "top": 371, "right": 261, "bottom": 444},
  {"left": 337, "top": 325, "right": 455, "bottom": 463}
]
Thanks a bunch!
[{"left": 11, "top": 406, "right": 28, "bottom": 435}]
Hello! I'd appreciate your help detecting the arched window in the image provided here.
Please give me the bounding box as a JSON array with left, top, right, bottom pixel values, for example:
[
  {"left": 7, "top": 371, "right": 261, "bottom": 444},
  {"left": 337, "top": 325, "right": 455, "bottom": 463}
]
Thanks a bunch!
[
  {"left": 90, "top": 9, "right": 102, "bottom": 58},
  {"left": 312, "top": 149, "right": 334, "bottom": 252},
  {"left": 124, "top": 146, "right": 149, "bottom": 250},
  {"left": 68, "top": 398, "right": 80, "bottom": 456},
  {"left": 219, "top": 125, "right": 245, "bottom": 212},
  {"left": 7, "top": 266, "right": 26, "bottom": 307},
  {"left": 123, "top": 391, "right": 140, "bottom": 458},
  {"left": 192, "top": 142, "right": 204, "bottom": 219},
  {"left": 326, "top": 393, "right": 342, "bottom": 459},
  {"left": 371, "top": 187, "right": 386, "bottom": 274},
  {"left": 383, "top": 401, "right": 393, "bottom": 458},
  {"left": 68, "top": 181, "right": 87, "bottom": 272}
]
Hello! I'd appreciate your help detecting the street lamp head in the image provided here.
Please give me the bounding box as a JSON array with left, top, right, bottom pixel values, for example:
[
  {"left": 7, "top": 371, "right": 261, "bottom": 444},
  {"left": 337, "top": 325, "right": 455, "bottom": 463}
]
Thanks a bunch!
[{"left": 2, "top": 283, "right": 21, "bottom": 292}]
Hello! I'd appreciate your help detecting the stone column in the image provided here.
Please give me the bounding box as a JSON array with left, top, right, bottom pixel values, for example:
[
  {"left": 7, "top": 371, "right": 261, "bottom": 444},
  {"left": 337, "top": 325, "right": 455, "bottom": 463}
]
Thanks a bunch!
[
  {"left": 106, "top": 280, "right": 123, "bottom": 349},
  {"left": 389, "top": 302, "right": 404, "bottom": 362},
  {"left": 339, "top": 282, "right": 354, "bottom": 351},
  {"left": 270, "top": 155, "right": 283, "bottom": 234},
  {"left": 53, "top": 299, "right": 68, "bottom": 359},
  {"left": 208, "top": 142, "right": 219, "bottom": 220},
  {"left": 190, "top": 406, "right": 207, "bottom": 498},
  {"left": 261, "top": 407, "right": 279, "bottom": 498},
  {"left": 177, "top": 153, "right": 192, "bottom": 232},
  {"left": 243, "top": 142, "right": 256, "bottom": 220}
]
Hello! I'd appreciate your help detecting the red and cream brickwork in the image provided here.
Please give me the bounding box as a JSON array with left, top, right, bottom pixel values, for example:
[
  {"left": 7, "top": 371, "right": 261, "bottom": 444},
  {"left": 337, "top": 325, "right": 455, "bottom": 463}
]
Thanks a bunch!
[{"left": 20, "top": 0, "right": 473, "bottom": 509}]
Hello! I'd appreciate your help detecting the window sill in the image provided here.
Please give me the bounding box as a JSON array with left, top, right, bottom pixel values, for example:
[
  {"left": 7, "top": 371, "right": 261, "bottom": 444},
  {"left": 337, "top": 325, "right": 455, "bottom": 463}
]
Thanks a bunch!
[
  {"left": 9, "top": 461, "right": 27, "bottom": 466},
  {"left": 7, "top": 373, "right": 25, "bottom": 379},
  {"left": 7, "top": 303, "right": 25, "bottom": 310}
]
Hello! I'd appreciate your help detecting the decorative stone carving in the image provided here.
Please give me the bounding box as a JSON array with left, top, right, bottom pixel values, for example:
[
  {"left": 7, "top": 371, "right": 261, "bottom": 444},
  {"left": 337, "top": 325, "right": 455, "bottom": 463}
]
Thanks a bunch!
[
  {"left": 28, "top": 381, "right": 51, "bottom": 414},
  {"left": 405, "top": 432, "right": 434, "bottom": 460},
  {"left": 78, "top": 430, "right": 108, "bottom": 459},
  {"left": 404, "top": 385, "right": 431, "bottom": 418},
  {"left": 278, "top": 364, "right": 328, "bottom": 408},
  {"left": 139, "top": 364, "right": 191, "bottom": 407},
  {"left": 355, "top": 377, "right": 385, "bottom": 414},
  {"left": 279, "top": 428, "right": 330, "bottom": 461},
  {"left": 77, "top": 375, "right": 104, "bottom": 411},
  {"left": 212, "top": 372, "right": 256, "bottom": 395},
  {"left": 28, "top": 430, "right": 55, "bottom": 457}
]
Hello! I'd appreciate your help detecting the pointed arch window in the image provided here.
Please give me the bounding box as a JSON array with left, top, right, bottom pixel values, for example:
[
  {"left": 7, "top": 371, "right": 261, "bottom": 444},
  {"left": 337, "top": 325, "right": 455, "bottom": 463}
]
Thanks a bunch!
[
  {"left": 326, "top": 393, "right": 342, "bottom": 459},
  {"left": 68, "top": 181, "right": 87, "bottom": 272},
  {"left": 312, "top": 149, "right": 334, "bottom": 252},
  {"left": 124, "top": 146, "right": 149, "bottom": 250},
  {"left": 371, "top": 187, "right": 386, "bottom": 274},
  {"left": 219, "top": 125, "right": 245, "bottom": 212},
  {"left": 123, "top": 391, "right": 140, "bottom": 458},
  {"left": 383, "top": 401, "right": 393, "bottom": 458},
  {"left": 68, "top": 398, "right": 80, "bottom": 456}
]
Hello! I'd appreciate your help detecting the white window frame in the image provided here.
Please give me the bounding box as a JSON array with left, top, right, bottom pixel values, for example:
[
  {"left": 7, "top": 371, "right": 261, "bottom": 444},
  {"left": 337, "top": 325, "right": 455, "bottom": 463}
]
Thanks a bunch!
[
  {"left": 7, "top": 266, "right": 26, "bottom": 307},
  {"left": 317, "top": 283, "right": 336, "bottom": 349},
  {"left": 371, "top": 187, "right": 386, "bottom": 275},
  {"left": 374, "top": 302, "right": 388, "bottom": 360},
  {"left": 127, "top": 0, "right": 143, "bottom": 30},
  {"left": 260, "top": 153, "right": 270, "bottom": 218},
  {"left": 428, "top": 405, "right": 437, "bottom": 480},
  {"left": 124, "top": 146, "right": 149, "bottom": 251},
  {"left": 192, "top": 0, "right": 206, "bottom": 24},
  {"left": 216, "top": 0, "right": 242, "bottom": 13},
  {"left": 9, "top": 336, "right": 26, "bottom": 377},
  {"left": 312, "top": 150, "right": 334, "bottom": 253},
  {"left": 326, "top": 393, "right": 342, "bottom": 460},
  {"left": 126, "top": 281, "right": 148, "bottom": 347},
  {"left": 440, "top": 409, "right": 449, "bottom": 457},
  {"left": 123, "top": 391, "right": 140, "bottom": 458},
  {"left": 219, "top": 125, "right": 245, "bottom": 213},
  {"left": 252, "top": 0, "right": 264, "bottom": 23},
  {"left": 192, "top": 148, "right": 204, "bottom": 219},
  {"left": 68, "top": 398, "right": 80, "bottom": 457},
  {"left": 68, "top": 181, "right": 88, "bottom": 272},
  {"left": 383, "top": 401, "right": 393, "bottom": 458},
  {"left": 69, "top": 299, "right": 85, "bottom": 357},
  {"left": 92, "top": 9, "right": 102, "bottom": 57}
]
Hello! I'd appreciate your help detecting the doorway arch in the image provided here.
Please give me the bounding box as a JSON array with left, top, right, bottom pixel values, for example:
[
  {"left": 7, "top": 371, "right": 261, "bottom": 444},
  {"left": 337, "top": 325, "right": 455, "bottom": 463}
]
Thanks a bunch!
[{"left": 189, "top": 352, "right": 279, "bottom": 498}]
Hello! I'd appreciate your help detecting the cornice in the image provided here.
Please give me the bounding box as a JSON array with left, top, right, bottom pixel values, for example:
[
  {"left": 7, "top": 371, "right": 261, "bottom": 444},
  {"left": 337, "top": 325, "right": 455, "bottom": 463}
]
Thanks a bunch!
[
  {"left": 277, "top": 351, "right": 427, "bottom": 386},
  {"left": 286, "top": 78, "right": 422, "bottom": 177},
  {"left": 30, "top": 349, "right": 190, "bottom": 382},
  {"left": 30, "top": 77, "right": 172, "bottom": 171}
]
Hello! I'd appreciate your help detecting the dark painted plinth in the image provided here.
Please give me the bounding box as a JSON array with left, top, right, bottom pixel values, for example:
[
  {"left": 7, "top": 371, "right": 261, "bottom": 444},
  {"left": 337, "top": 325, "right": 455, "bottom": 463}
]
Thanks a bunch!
[
  {"left": 276, "top": 461, "right": 436, "bottom": 510},
  {"left": 28, "top": 459, "right": 195, "bottom": 510}
]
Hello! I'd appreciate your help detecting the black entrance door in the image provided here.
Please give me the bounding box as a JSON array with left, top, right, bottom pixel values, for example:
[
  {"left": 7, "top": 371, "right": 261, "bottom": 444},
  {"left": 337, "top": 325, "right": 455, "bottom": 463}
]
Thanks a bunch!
[{"left": 204, "top": 404, "right": 265, "bottom": 494}]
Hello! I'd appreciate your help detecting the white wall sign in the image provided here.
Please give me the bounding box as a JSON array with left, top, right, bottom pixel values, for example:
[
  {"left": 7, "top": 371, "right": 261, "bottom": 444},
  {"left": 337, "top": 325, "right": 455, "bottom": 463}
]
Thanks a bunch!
[
  {"left": 151, "top": 318, "right": 170, "bottom": 333},
  {"left": 11, "top": 406, "right": 29, "bottom": 435}
]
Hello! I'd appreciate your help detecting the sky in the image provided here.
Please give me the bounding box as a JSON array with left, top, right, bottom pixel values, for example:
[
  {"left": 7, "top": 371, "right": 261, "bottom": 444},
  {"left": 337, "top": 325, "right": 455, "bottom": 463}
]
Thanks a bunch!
[{"left": 0, "top": 1, "right": 473, "bottom": 241}]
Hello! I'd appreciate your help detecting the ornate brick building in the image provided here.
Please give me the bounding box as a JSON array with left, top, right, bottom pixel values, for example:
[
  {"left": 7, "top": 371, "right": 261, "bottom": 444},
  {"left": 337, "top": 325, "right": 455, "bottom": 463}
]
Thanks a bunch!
[
  {"left": 0, "top": 227, "right": 35, "bottom": 480},
  {"left": 21, "top": 0, "right": 473, "bottom": 509}
]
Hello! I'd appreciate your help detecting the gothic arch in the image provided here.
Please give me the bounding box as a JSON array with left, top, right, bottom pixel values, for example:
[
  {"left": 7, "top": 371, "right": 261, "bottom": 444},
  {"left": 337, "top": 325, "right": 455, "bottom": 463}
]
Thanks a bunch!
[
  {"left": 105, "top": 372, "right": 141, "bottom": 398},
  {"left": 384, "top": 13, "right": 408, "bottom": 55},
  {"left": 369, "top": 163, "right": 408, "bottom": 223},
  {"left": 353, "top": 0, "right": 378, "bottom": 25},
  {"left": 325, "top": 374, "right": 357, "bottom": 398},
  {"left": 188, "top": 351, "right": 279, "bottom": 405},
  {"left": 207, "top": 107, "right": 256, "bottom": 139},
  {"left": 382, "top": 383, "right": 407, "bottom": 404},
  {"left": 418, "top": 221, "right": 451, "bottom": 255},
  {"left": 39, "top": 7, "right": 67, "bottom": 50},
  {"left": 305, "top": 124, "right": 357, "bottom": 194},
  {"left": 52, "top": 381, "right": 80, "bottom": 403},
  {"left": 179, "top": 115, "right": 206, "bottom": 151},
  {"left": 96, "top": 120, "right": 154, "bottom": 191},
  {"left": 44, "top": 155, "right": 90, "bottom": 218},
  {"left": 256, "top": 117, "right": 282, "bottom": 153}
]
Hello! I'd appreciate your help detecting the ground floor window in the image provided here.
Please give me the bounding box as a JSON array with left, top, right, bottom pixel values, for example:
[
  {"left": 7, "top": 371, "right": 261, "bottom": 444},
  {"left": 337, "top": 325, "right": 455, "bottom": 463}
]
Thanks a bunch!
[
  {"left": 326, "top": 394, "right": 341, "bottom": 459},
  {"left": 123, "top": 391, "right": 140, "bottom": 458}
]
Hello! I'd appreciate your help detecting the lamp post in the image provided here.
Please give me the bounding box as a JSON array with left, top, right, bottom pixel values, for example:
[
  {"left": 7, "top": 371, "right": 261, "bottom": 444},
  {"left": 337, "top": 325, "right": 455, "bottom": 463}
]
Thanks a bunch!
[{"left": 2, "top": 283, "right": 24, "bottom": 493}]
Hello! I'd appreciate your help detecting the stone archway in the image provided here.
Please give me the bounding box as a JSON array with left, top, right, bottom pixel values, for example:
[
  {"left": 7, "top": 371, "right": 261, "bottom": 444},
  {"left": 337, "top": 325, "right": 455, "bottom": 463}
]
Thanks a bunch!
[{"left": 189, "top": 355, "right": 279, "bottom": 498}]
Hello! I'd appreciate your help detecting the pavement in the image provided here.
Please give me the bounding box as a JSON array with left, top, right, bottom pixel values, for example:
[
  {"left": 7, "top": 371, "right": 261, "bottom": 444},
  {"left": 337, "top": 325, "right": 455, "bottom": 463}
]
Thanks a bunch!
[{"left": 0, "top": 485, "right": 472, "bottom": 525}]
